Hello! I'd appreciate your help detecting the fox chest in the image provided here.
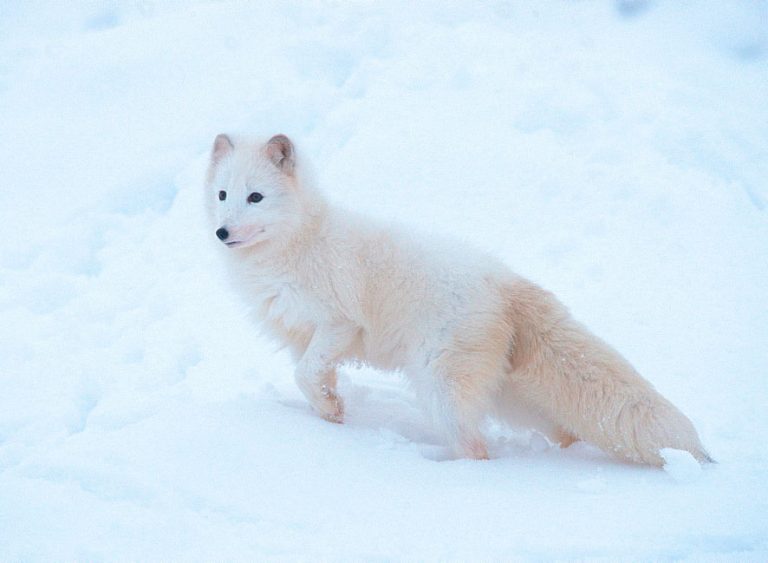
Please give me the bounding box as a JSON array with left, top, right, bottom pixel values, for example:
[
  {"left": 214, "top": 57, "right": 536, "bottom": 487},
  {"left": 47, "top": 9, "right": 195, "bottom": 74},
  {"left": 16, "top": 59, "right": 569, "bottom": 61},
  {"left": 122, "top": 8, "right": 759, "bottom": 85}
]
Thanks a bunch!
[{"left": 254, "top": 282, "right": 320, "bottom": 348}]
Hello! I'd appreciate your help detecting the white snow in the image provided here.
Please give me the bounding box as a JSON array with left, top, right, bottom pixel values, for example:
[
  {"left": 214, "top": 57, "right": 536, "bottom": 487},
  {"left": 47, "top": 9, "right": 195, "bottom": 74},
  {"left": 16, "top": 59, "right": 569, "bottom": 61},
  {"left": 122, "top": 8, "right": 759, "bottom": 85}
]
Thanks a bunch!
[
  {"left": 661, "top": 448, "right": 703, "bottom": 484},
  {"left": 1, "top": 0, "right": 767, "bottom": 560}
]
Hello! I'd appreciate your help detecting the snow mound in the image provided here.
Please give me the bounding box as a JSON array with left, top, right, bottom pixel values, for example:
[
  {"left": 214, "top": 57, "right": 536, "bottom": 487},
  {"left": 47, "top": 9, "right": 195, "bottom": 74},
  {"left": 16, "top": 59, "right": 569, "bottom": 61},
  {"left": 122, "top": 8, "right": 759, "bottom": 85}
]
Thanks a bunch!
[
  {"left": 661, "top": 448, "right": 703, "bottom": 483},
  {"left": 577, "top": 476, "right": 608, "bottom": 494}
]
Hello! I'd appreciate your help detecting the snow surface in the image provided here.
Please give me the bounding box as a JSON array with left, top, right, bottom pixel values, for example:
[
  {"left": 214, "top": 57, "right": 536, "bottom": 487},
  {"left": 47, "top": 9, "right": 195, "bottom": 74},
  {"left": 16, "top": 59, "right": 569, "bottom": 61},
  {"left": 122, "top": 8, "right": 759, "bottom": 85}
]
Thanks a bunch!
[
  {"left": 661, "top": 448, "right": 702, "bottom": 484},
  {"left": 1, "top": 0, "right": 767, "bottom": 560}
]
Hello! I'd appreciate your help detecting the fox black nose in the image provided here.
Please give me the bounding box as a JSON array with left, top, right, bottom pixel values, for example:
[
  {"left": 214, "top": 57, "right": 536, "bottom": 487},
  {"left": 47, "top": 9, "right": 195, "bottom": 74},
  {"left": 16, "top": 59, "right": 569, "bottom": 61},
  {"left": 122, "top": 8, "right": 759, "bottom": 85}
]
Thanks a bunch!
[{"left": 216, "top": 227, "right": 229, "bottom": 241}]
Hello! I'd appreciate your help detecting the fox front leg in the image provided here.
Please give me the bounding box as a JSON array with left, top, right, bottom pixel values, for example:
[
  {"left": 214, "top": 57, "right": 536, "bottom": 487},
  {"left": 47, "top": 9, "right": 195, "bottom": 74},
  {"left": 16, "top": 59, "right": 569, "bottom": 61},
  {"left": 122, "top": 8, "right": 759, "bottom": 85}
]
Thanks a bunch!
[{"left": 294, "top": 323, "right": 355, "bottom": 423}]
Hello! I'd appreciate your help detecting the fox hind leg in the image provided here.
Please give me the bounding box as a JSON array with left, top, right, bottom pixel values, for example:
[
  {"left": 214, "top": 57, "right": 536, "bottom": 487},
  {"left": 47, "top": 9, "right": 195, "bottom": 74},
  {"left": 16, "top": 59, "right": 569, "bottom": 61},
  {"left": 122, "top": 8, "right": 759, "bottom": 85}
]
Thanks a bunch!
[
  {"left": 421, "top": 347, "right": 512, "bottom": 460},
  {"left": 429, "top": 385, "right": 490, "bottom": 460},
  {"left": 553, "top": 427, "right": 579, "bottom": 448}
]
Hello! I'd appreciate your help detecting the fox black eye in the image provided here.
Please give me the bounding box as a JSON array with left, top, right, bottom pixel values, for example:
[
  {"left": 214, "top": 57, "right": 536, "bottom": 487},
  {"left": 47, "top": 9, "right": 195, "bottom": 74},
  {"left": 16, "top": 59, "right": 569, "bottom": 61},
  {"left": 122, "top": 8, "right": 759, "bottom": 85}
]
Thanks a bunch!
[
  {"left": 248, "top": 192, "right": 263, "bottom": 203},
  {"left": 218, "top": 190, "right": 226, "bottom": 201}
]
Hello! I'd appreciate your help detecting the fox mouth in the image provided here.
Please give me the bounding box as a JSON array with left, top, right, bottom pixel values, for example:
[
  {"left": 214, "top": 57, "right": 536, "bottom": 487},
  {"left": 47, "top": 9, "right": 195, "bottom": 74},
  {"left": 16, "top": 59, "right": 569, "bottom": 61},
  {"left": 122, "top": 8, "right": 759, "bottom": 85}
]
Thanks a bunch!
[{"left": 222, "top": 228, "right": 266, "bottom": 248}]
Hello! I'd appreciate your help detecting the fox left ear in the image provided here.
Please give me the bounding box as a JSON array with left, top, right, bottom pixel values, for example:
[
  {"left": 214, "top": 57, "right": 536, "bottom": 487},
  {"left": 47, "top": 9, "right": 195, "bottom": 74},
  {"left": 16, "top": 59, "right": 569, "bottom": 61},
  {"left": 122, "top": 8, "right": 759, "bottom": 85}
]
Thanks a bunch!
[
  {"left": 211, "top": 133, "right": 234, "bottom": 164},
  {"left": 266, "top": 134, "right": 294, "bottom": 175}
]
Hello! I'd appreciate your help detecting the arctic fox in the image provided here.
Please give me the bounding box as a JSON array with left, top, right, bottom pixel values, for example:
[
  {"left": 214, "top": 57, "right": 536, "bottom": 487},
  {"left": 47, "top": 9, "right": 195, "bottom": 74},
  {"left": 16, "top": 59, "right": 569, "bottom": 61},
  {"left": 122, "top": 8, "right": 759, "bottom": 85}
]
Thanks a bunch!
[{"left": 205, "top": 133, "right": 712, "bottom": 467}]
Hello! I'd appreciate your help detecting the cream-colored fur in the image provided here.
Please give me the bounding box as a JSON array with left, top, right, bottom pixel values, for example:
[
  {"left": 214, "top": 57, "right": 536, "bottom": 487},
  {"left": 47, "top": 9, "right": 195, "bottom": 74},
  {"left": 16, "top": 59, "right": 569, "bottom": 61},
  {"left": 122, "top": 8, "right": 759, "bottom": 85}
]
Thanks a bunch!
[{"left": 205, "top": 133, "right": 712, "bottom": 467}]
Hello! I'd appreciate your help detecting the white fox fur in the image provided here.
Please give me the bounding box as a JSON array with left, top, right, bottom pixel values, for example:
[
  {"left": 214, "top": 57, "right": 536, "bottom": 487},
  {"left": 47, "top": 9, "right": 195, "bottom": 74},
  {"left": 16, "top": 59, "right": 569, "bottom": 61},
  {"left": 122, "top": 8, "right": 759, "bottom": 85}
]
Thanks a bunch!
[{"left": 205, "top": 133, "right": 712, "bottom": 467}]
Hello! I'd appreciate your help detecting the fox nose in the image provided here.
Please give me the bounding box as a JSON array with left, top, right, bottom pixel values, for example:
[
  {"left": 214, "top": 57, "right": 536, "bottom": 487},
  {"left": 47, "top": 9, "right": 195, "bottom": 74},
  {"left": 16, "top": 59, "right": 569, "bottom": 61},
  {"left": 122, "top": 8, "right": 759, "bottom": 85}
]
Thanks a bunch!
[{"left": 216, "top": 227, "right": 229, "bottom": 241}]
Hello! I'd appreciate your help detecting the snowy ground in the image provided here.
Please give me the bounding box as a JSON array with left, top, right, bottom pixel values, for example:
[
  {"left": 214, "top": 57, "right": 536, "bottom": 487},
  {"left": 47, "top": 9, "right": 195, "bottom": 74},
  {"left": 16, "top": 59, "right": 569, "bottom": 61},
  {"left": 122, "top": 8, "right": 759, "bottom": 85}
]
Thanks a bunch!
[{"left": 1, "top": 1, "right": 767, "bottom": 560}]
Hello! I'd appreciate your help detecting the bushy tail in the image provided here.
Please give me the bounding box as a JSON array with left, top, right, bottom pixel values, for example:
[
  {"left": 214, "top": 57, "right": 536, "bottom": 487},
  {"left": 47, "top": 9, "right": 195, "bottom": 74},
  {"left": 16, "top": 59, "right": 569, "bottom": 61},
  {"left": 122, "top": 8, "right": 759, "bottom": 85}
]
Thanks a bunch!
[{"left": 504, "top": 279, "right": 712, "bottom": 467}]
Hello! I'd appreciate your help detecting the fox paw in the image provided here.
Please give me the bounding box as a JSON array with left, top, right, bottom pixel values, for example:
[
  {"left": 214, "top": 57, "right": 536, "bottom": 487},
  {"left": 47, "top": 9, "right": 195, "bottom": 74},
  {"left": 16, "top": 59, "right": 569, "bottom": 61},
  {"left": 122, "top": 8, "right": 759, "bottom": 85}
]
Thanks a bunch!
[{"left": 316, "top": 385, "right": 344, "bottom": 424}]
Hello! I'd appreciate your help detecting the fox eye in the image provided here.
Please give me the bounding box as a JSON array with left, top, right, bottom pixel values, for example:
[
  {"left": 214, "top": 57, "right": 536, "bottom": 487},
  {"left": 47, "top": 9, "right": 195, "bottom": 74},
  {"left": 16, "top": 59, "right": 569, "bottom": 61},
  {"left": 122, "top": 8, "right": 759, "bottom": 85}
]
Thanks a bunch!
[
  {"left": 218, "top": 190, "right": 226, "bottom": 201},
  {"left": 248, "top": 192, "right": 264, "bottom": 203}
]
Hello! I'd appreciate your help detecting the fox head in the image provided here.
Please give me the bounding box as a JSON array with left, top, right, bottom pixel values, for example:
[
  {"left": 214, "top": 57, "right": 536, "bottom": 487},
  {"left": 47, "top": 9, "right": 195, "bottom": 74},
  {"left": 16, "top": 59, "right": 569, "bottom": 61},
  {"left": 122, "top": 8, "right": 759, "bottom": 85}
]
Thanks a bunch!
[{"left": 205, "top": 134, "right": 316, "bottom": 251}]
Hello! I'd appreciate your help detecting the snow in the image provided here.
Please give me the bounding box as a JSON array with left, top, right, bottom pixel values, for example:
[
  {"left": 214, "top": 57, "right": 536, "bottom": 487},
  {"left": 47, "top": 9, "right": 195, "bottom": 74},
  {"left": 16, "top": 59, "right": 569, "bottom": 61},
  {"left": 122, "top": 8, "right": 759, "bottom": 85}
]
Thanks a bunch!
[
  {"left": 661, "top": 448, "right": 703, "bottom": 484},
  {"left": 1, "top": 0, "right": 767, "bottom": 559}
]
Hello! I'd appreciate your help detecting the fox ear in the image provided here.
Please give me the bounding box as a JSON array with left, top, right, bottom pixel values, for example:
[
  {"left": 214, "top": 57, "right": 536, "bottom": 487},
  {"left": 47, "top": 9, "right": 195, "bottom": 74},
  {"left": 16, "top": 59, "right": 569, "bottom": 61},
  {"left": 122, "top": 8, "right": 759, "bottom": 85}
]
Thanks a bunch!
[
  {"left": 211, "top": 134, "right": 234, "bottom": 164},
  {"left": 265, "top": 134, "right": 294, "bottom": 174}
]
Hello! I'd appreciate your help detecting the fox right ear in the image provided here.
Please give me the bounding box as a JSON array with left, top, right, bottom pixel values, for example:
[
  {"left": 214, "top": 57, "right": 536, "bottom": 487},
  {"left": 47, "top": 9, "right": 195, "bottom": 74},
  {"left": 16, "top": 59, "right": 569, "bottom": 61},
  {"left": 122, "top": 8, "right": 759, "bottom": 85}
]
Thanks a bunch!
[
  {"left": 211, "top": 134, "right": 234, "bottom": 163},
  {"left": 265, "top": 134, "right": 295, "bottom": 174}
]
